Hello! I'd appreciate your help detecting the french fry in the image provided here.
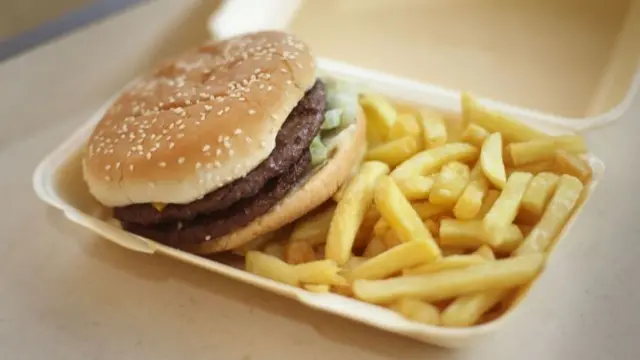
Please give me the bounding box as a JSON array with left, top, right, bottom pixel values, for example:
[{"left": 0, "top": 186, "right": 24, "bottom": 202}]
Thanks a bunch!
[
  {"left": 389, "top": 113, "right": 422, "bottom": 144},
  {"left": 295, "top": 260, "right": 346, "bottom": 285},
  {"left": 354, "top": 207, "right": 380, "bottom": 249},
  {"left": 518, "top": 172, "right": 560, "bottom": 224},
  {"left": 374, "top": 177, "right": 442, "bottom": 261},
  {"left": 390, "top": 143, "right": 478, "bottom": 181},
  {"left": 363, "top": 236, "right": 387, "bottom": 258},
  {"left": 473, "top": 245, "right": 495, "bottom": 260},
  {"left": 353, "top": 254, "right": 545, "bottom": 304},
  {"left": 326, "top": 161, "right": 390, "bottom": 265},
  {"left": 263, "top": 241, "right": 286, "bottom": 260},
  {"left": 441, "top": 288, "right": 511, "bottom": 327},
  {"left": 332, "top": 284, "right": 354, "bottom": 297},
  {"left": 403, "top": 254, "right": 486, "bottom": 276},
  {"left": 372, "top": 218, "right": 390, "bottom": 237},
  {"left": 365, "top": 136, "right": 420, "bottom": 167},
  {"left": 395, "top": 175, "right": 434, "bottom": 201},
  {"left": 483, "top": 172, "right": 533, "bottom": 246},
  {"left": 284, "top": 240, "right": 316, "bottom": 265},
  {"left": 381, "top": 229, "right": 403, "bottom": 249},
  {"left": 507, "top": 160, "right": 557, "bottom": 177},
  {"left": 507, "top": 135, "right": 588, "bottom": 166},
  {"left": 342, "top": 256, "right": 367, "bottom": 272},
  {"left": 480, "top": 132, "right": 507, "bottom": 189},
  {"left": 303, "top": 284, "right": 331, "bottom": 293},
  {"left": 429, "top": 161, "right": 471, "bottom": 207},
  {"left": 289, "top": 205, "right": 336, "bottom": 246},
  {"left": 462, "top": 93, "right": 546, "bottom": 142},
  {"left": 518, "top": 224, "right": 534, "bottom": 237},
  {"left": 246, "top": 251, "right": 298, "bottom": 286},
  {"left": 390, "top": 298, "right": 440, "bottom": 325},
  {"left": 360, "top": 93, "right": 397, "bottom": 145},
  {"left": 440, "top": 219, "right": 524, "bottom": 255},
  {"left": 474, "top": 189, "right": 500, "bottom": 220},
  {"left": 424, "top": 219, "right": 440, "bottom": 237},
  {"left": 348, "top": 241, "right": 437, "bottom": 280},
  {"left": 461, "top": 123, "right": 489, "bottom": 147},
  {"left": 514, "top": 175, "right": 584, "bottom": 256},
  {"left": 555, "top": 150, "right": 593, "bottom": 183},
  {"left": 441, "top": 247, "right": 467, "bottom": 256},
  {"left": 454, "top": 163, "right": 490, "bottom": 220},
  {"left": 412, "top": 201, "right": 450, "bottom": 220},
  {"left": 419, "top": 108, "right": 448, "bottom": 148}
]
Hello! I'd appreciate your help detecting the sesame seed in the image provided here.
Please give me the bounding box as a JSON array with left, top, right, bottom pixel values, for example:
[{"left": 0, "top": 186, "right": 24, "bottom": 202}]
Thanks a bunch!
[
  {"left": 129, "top": 164, "right": 135, "bottom": 171},
  {"left": 105, "top": 165, "right": 111, "bottom": 170},
  {"left": 229, "top": 149, "right": 235, "bottom": 156},
  {"left": 214, "top": 161, "right": 221, "bottom": 168},
  {"left": 202, "top": 144, "right": 211, "bottom": 151},
  {"left": 216, "top": 149, "right": 222, "bottom": 156},
  {"left": 205, "top": 235, "right": 212, "bottom": 241},
  {"left": 234, "top": 128, "right": 242, "bottom": 135},
  {"left": 146, "top": 153, "right": 152, "bottom": 160},
  {"left": 248, "top": 109, "right": 256, "bottom": 115},
  {"left": 105, "top": 176, "right": 111, "bottom": 181},
  {"left": 177, "top": 133, "right": 185, "bottom": 139},
  {"left": 195, "top": 162, "right": 202, "bottom": 169},
  {"left": 159, "top": 162, "right": 166, "bottom": 167},
  {"left": 169, "top": 142, "right": 175, "bottom": 149},
  {"left": 115, "top": 162, "right": 121, "bottom": 169},
  {"left": 245, "top": 136, "right": 252, "bottom": 143},
  {"left": 178, "top": 157, "right": 185, "bottom": 164}
]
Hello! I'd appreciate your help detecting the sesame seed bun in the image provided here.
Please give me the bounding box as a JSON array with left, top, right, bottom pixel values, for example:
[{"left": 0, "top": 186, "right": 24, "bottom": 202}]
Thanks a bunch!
[
  {"left": 184, "top": 110, "right": 366, "bottom": 254},
  {"left": 83, "top": 31, "right": 317, "bottom": 207}
]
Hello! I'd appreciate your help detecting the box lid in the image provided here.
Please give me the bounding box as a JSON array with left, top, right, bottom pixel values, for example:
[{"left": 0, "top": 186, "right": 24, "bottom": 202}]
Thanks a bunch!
[{"left": 209, "top": 0, "right": 640, "bottom": 132}]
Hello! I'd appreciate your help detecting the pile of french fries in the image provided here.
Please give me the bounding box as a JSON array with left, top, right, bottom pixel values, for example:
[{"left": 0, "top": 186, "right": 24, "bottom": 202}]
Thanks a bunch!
[{"left": 242, "top": 92, "right": 592, "bottom": 328}]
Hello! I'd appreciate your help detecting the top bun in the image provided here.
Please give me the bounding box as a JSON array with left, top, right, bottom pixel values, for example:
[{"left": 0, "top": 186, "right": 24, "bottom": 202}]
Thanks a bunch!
[{"left": 83, "top": 31, "right": 317, "bottom": 207}]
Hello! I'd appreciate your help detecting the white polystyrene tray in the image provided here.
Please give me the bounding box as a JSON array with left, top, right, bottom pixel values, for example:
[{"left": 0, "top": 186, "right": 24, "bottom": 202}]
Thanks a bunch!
[
  {"left": 209, "top": 0, "right": 640, "bottom": 133},
  {"left": 33, "top": 60, "right": 604, "bottom": 348}
]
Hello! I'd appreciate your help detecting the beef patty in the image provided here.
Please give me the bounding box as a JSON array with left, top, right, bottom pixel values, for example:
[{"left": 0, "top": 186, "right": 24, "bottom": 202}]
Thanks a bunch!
[
  {"left": 122, "top": 150, "right": 312, "bottom": 247},
  {"left": 113, "top": 80, "right": 326, "bottom": 226}
]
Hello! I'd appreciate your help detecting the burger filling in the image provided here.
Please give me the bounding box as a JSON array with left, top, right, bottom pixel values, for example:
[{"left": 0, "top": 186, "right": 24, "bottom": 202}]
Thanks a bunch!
[{"left": 115, "top": 78, "right": 357, "bottom": 247}]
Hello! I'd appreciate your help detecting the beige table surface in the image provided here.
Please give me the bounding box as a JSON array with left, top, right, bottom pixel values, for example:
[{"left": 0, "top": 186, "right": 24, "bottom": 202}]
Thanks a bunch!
[{"left": 1, "top": 1, "right": 639, "bottom": 359}]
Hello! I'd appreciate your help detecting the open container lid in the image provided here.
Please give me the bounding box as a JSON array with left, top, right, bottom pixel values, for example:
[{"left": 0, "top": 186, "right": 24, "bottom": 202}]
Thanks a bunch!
[{"left": 209, "top": 0, "right": 640, "bottom": 132}]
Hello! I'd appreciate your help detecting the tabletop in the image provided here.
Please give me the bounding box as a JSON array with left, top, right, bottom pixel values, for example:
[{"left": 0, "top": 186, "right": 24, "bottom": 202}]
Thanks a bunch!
[{"left": 1, "top": 1, "right": 639, "bottom": 359}]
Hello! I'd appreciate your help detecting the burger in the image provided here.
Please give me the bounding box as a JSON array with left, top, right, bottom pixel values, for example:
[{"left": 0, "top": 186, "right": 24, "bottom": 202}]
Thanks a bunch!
[{"left": 82, "top": 31, "right": 365, "bottom": 254}]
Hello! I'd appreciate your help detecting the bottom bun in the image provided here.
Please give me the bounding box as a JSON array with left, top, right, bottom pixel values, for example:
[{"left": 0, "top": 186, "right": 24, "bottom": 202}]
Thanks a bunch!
[{"left": 182, "top": 110, "right": 366, "bottom": 254}]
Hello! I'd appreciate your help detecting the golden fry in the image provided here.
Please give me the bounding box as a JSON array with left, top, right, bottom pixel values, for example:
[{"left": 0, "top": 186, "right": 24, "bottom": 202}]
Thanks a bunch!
[
  {"left": 483, "top": 172, "right": 533, "bottom": 246},
  {"left": 354, "top": 207, "right": 380, "bottom": 249},
  {"left": 353, "top": 254, "right": 545, "bottom": 303},
  {"left": 363, "top": 236, "right": 387, "bottom": 258},
  {"left": 263, "top": 241, "right": 286, "bottom": 260},
  {"left": 325, "top": 161, "right": 390, "bottom": 265},
  {"left": 360, "top": 93, "right": 397, "bottom": 145},
  {"left": 419, "top": 108, "right": 448, "bottom": 148},
  {"left": 514, "top": 175, "right": 584, "bottom": 256},
  {"left": 480, "top": 132, "right": 507, "bottom": 189},
  {"left": 390, "top": 298, "right": 441, "bottom": 325},
  {"left": 462, "top": 93, "right": 546, "bottom": 142},
  {"left": 507, "top": 161, "right": 557, "bottom": 177},
  {"left": 473, "top": 245, "right": 495, "bottom": 260},
  {"left": 395, "top": 175, "right": 435, "bottom": 201},
  {"left": 284, "top": 241, "right": 316, "bottom": 265},
  {"left": 372, "top": 218, "right": 390, "bottom": 237},
  {"left": 403, "top": 254, "right": 486, "bottom": 276},
  {"left": 374, "top": 177, "right": 442, "bottom": 261},
  {"left": 365, "top": 136, "right": 420, "bottom": 167},
  {"left": 295, "top": 260, "right": 346, "bottom": 286},
  {"left": 518, "top": 172, "right": 560, "bottom": 224},
  {"left": 348, "top": 241, "right": 437, "bottom": 280},
  {"left": 390, "top": 113, "right": 422, "bottom": 144},
  {"left": 453, "top": 163, "right": 490, "bottom": 220},
  {"left": 474, "top": 189, "right": 500, "bottom": 220},
  {"left": 303, "top": 284, "right": 331, "bottom": 293},
  {"left": 289, "top": 205, "right": 336, "bottom": 246},
  {"left": 440, "top": 219, "right": 523, "bottom": 255},
  {"left": 461, "top": 123, "right": 490, "bottom": 147},
  {"left": 423, "top": 219, "right": 440, "bottom": 237},
  {"left": 245, "top": 251, "right": 298, "bottom": 286},
  {"left": 412, "top": 201, "right": 450, "bottom": 220},
  {"left": 555, "top": 150, "right": 593, "bottom": 183},
  {"left": 381, "top": 229, "right": 403, "bottom": 249},
  {"left": 508, "top": 135, "right": 588, "bottom": 166},
  {"left": 391, "top": 143, "right": 478, "bottom": 181},
  {"left": 441, "top": 288, "right": 511, "bottom": 327},
  {"left": 429, "top": 162, "right": 471, "bottom": 207}
]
